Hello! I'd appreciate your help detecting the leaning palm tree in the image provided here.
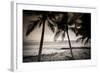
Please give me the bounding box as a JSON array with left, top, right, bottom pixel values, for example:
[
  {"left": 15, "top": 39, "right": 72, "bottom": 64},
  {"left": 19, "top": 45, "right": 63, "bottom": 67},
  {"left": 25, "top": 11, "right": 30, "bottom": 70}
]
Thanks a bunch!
[
  {"left": 25, "top": 11, "right": 57, "bottom": 61},
  {"left": 54, "top": 13, "right": 74, "bottom": 59}
]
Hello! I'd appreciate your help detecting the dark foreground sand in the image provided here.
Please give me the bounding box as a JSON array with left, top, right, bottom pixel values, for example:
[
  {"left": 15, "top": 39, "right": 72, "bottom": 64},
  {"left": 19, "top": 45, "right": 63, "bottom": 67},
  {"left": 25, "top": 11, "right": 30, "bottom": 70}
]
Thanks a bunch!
[{"left": 23, "top": 48, "right": 91, "bottom": 62}]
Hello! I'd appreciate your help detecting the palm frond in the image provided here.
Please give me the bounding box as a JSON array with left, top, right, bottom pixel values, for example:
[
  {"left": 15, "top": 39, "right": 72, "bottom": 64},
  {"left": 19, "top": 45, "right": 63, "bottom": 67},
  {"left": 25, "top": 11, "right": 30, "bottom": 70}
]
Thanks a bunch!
[
  {"left": 26, "top": 20, "right": 40, "bottom": 36},
  {"left": 62, "top": 31, "right": 65, "bottom": 41},
  {"left": 84, "top": 37, "right": 90, "bottom": 45},
  {"left": 68, "top": 13, "right": 82, "bottom": 25},
  {"left": 54, "top": 30, "right": 62, "bottom": 41},
  {"left": 48, "top": 13, "right": 57, "bottom": 20},
  {"left": 70, "top": 27, "right": 76, "bottom": 34},
  {"left": 47, "top": 20, "right": 56, "bottom": 33},
  {"left": 38, "top": 20, "right": 43, "bottom": 27},
  {"left": 76, "top": 37, "right": 82, "bottom": 42}
]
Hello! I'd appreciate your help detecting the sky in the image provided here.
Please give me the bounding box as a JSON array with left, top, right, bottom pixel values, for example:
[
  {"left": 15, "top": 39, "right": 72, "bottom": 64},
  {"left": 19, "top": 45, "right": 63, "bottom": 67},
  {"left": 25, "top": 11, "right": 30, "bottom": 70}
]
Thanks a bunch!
[{"left": 23, "top": 10, "right": 79, "bottom": 42}]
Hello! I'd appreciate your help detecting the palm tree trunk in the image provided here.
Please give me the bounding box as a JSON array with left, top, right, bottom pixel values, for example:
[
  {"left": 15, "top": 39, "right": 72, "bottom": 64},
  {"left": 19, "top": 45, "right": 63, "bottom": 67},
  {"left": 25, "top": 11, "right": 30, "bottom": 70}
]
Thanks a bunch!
[
  {"left": 37, "top": 20, "right": 45, "bottom": 62},
  {"left": 66, "top": 30, "right": 74, "bottom": 59}
]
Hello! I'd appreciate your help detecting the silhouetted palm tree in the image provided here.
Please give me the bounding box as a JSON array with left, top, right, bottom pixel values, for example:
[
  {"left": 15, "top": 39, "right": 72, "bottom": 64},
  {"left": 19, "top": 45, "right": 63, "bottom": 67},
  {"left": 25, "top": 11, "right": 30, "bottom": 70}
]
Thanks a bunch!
[
  {"left": 25, "top": 11, "right": 57, "bottom": 61},
  {"left": 54, "top": 13, "right": 74, "bottom": 59}
]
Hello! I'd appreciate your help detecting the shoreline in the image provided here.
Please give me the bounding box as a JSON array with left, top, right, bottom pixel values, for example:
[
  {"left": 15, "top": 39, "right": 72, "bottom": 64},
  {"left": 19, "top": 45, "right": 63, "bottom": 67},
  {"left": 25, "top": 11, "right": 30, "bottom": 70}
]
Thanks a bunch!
[{"left": 23, "top": 47, "right": 91, "bottom": 62}]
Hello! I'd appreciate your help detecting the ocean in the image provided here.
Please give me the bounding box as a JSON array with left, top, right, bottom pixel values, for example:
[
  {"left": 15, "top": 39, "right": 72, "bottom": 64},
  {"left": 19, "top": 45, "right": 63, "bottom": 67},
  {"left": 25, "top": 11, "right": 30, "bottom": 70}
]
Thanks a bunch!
[{"left": 23, "top": 41, "right": 90, "bottom": 56}]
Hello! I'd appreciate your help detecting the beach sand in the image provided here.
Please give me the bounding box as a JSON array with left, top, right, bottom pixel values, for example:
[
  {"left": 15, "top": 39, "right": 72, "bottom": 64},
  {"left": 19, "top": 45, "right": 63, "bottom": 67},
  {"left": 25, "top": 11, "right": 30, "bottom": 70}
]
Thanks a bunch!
[{"left": 23, "top": 48, "right": 91, "bottom": 62}]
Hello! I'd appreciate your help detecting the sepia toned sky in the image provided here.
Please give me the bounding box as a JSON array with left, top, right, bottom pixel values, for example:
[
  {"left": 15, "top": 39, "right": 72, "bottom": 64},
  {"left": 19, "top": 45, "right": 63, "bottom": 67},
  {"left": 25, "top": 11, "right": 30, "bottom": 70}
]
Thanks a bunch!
[{"left": 23, "top": 10, "right": 79, "bottom": 42}]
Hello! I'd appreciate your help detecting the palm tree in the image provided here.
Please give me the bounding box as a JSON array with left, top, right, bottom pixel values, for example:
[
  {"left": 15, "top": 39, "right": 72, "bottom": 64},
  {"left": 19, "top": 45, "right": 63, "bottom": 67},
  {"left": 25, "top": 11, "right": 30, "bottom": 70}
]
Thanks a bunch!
[
  {"left": 54, "top": 13, "right": 74, "bottom": 59},
  {"left": 25, "top": 10, "right": 57, "bottom": 61}
]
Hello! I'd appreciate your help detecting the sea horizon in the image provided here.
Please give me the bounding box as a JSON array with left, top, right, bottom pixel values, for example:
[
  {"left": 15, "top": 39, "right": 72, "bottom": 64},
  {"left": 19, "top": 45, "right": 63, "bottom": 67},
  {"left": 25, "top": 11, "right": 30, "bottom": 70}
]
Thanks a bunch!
[{"left": 23, "top": 40, "right": 91, "bottom": 56}]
